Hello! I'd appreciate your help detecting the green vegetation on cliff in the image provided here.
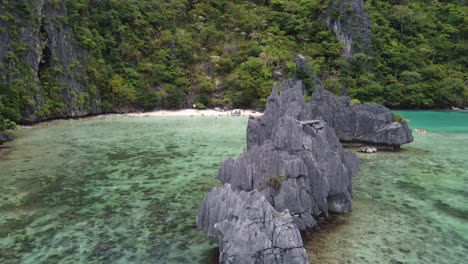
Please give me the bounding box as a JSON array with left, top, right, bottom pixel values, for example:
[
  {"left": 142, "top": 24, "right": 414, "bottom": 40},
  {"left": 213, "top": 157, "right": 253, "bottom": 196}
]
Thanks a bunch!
[
  {"left": 0, "top": 0, "right": 467, "bottom": 132},
  {"left": 354, "top": 0, "right": 467, "bottom": 108}
]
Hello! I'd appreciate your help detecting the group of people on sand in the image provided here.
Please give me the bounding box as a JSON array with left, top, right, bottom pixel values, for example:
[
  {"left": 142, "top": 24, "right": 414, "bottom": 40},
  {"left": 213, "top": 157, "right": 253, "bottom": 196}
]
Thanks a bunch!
[{"left": 415, "top": 128, "right": 428, "bottom": 134}]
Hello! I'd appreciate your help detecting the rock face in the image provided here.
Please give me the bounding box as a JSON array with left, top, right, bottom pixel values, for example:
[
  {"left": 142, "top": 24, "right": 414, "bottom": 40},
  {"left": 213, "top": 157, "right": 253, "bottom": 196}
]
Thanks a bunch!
[
  {"left": 294, "top": 55, "right": 413, "bottom": 148},
  {"left": 242, "top": 80, "right": 359, "bottom": 222},
  {"left": 39, "top": 1, "right": 101, "bottom": 118},
  {"left": 0, "top": 0, "right": 101, "bottom": 122},
  {"left": 197, "top": 79, "right": 361, "bottom": 263},
  {"left": 198, "top": 59, "right": 412, "bottom": 263},
  {"left": 294, "top": 55, "right": 327, "bottom": 93},
  {"left": 326, "top": 0, "right": 373, "bottom": 61},
  {"left": 197, "top": 184, "right": 308, "bottom": 264},
  {"left": 309, "top": 85, "right": 414, "bottom": 148}
]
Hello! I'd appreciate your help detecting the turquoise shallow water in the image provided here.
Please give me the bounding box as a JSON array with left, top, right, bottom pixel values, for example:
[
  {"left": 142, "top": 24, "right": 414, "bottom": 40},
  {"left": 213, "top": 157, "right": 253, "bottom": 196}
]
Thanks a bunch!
[
  {"left": 396, "top": 110, "right": 468, "bottom": 132},
  {"left": 0, "top": 116, "right": 248, "bottom": 263},
  {"left": 307, "top": 111, "right": 468, "bottom": 263},
  {"left": 0, "top": 112, "right": 467, "bottom": 264}
]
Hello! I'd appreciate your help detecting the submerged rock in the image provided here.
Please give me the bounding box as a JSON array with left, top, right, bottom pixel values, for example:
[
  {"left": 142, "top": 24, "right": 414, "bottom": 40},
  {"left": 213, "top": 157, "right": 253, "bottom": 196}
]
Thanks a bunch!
[{"left": 196, "top": 184, "right": 309, "bottom": 264}]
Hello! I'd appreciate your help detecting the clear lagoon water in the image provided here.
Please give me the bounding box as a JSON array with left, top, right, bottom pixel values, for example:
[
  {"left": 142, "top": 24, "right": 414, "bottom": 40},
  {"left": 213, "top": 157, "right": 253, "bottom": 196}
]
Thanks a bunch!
[
  {"left": 0, "top": 116, "right": 247, "bottom": 263},
  {"left": 0, "top": 111, "right": 467, "bottom": 263},
  {"left": 307, "top": 111, "right": 468, "bottom": 264}
]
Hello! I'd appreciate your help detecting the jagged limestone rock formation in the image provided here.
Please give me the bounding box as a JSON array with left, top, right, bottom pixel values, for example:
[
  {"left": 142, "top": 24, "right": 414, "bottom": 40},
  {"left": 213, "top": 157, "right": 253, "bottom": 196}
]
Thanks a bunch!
[
  {"left": 198, "top": 79, "right": 360, "bottom": 263},
  {"left": 239, "top": 80, "right": 359, "bottom": 225},
  {"left": 325, "top": 0, "right": 373, "bottom": 61},
  {"left": 294, "top": 55, "right": 413, "bottom": 148},
  {"left": 197, "top": 184, "right": 309, "bottom": 264},
  {"left": 198, "top": 54, "right": 411, "bottom": 263},
  {"left": 309, "top": 86, "right": 414, "bottom": 148},
  {"left": 294, "top": 55, "right": 328, "bottom": 93}
]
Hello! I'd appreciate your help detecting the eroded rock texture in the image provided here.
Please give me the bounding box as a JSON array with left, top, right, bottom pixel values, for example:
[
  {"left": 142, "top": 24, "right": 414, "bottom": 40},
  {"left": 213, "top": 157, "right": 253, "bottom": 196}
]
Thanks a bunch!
[
  {"left": 326, "top": 0, "right": 373, "bottom": 61},
  {"left": 294, "top": 55, "right": 413, "bottom": 148},
  {"left": 0, "top": 0, "right": 100, "bottom": 122},
  {"left": 235, "top": 80, "right": 359, "bottom": 227},
  {"left": 198, "top": 79, "right": 362, "bottom": 264},
  {"left": 309, "top": 85, "right": 414, "bottom": 148},
  {"left": 197, "top": 184, "right": 308, "bottom": 264}
]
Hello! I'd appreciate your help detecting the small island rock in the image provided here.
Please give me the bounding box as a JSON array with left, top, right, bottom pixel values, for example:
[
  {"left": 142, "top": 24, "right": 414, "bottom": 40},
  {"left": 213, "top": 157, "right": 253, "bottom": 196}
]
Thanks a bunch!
[{"left": 295, "top": 54, "right": 413, "bottom": 148}]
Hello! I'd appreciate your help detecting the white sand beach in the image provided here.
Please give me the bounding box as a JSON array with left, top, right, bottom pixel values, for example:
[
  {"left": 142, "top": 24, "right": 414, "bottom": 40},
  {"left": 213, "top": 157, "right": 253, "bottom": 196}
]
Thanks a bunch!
[
  {"left": 17, "top": 109, "right": 263, "bottom": 129},
  {"left": 120, "top": 109, "right": 263, "bottom": 118}
]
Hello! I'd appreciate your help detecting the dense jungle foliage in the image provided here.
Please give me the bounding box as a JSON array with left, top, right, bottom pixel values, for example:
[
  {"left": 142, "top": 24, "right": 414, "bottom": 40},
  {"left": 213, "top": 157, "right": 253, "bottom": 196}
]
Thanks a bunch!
[{"left": 0, "top": 0, "right": 467, "bottom": 132}]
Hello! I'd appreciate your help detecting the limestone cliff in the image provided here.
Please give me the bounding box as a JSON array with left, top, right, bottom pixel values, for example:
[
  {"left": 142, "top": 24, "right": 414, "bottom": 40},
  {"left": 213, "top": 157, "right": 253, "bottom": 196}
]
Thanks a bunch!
[
  {"left": 0, "top": 0, "right": 100, "bottom": 122},
  {"left": 326, "top": 0, "right": 373, "bottom": 61}
]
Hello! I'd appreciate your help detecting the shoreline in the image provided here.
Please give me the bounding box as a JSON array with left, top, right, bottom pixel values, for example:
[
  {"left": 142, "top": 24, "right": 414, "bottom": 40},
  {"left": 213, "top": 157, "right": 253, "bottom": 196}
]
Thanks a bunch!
[
  {"left": 115, "top": 109, "right": 263, "bottom": 118},
  {"left": 11, "top": 108, "right": 468, "bottom": 130},
  {"left": 17, "top": 109, "right": 263, "bottom": 129},
  {"left": 2, "top": 109, "right": 262, "bottom": 147}
]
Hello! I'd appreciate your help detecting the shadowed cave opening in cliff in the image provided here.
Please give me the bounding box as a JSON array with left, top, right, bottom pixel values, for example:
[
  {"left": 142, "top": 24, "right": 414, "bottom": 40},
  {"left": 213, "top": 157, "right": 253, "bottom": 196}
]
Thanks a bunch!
[{"left": 38, "top": 21, "right": 51, "bottom": 81}]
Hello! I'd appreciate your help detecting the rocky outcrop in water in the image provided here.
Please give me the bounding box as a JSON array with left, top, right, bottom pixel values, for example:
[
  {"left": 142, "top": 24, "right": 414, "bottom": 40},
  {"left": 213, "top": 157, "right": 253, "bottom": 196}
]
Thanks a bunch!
[
  {"left": 243, "top": 80, "right": 360, "bottom": 221},
  {"left": 197, "top": 72, "right": 412, "bottom": 262},
  {"left": 197, "top": 79, "right": 361, "bottom": 263},
  {"left": 309, "top": 86, "right": 414, "bottom": 148},
  {"left": 294, "top": 55, "right": 413, "bottom": 148},
  {"left": 197, "top": 184, "right": 308, "bottom": 264}
]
